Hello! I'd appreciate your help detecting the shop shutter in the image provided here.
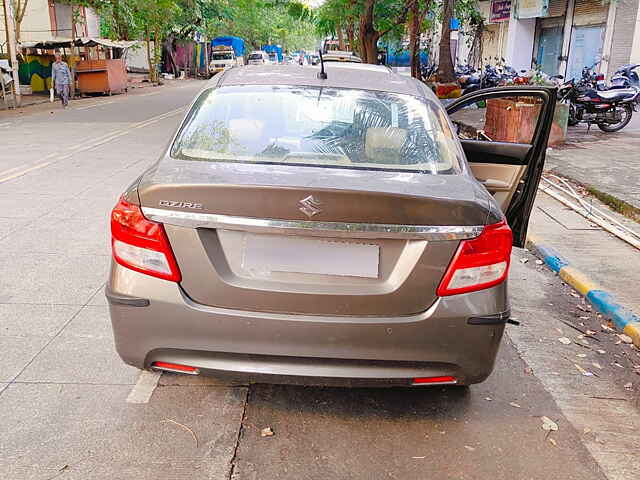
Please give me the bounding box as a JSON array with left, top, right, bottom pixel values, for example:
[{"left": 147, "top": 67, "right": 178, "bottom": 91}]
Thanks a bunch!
[
  {"left": 572, "top": 0, "right": 609, "bottom": 26},
  {"left": 548, "top": 0, "right": 568, "bottom": 17}
]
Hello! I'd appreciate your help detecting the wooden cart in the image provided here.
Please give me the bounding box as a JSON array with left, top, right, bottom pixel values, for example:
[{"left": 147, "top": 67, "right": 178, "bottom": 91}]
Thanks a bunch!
[{"left": 76, "top": 58, "right": 127, "bottom": 95}]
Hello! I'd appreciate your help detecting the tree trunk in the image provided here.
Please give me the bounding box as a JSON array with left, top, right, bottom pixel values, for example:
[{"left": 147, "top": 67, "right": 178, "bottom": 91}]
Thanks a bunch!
[
  {"left": 437, "top": 0, "right": 456, "bottom": 83},
  {"left": 69, "top": 2, "right": 76, "bottom": 98},
  {"left": 146, "top": 28, "right": 156, "bottom": 83},
  {"left": 409, "top": 0, "right": 420, "bottom": 79},
  {"left": 337, "top": 25, "right": 345, "bottom": 50},
  {"left": 346, "top": 22, "right": 356, "bottom": 53},
  {"left": 14, "top": 0, "right": 27, "bottom": 42},
  {"left": 346, "top": 0, "right": 357, "bottom": 55},
  {"left": 359, "top": 0, "right": 378, "bottom": 64}
]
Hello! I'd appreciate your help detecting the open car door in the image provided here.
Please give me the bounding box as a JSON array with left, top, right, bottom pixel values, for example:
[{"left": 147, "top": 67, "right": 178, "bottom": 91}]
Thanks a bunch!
[{"left": 446, "top": 86, "right": 557, "bottom": 247}]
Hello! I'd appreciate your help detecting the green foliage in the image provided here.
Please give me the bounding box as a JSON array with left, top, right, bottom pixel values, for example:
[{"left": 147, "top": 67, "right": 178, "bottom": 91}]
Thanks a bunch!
[{"left": 207, "top": 0, "right": 318, "bottom": 50}]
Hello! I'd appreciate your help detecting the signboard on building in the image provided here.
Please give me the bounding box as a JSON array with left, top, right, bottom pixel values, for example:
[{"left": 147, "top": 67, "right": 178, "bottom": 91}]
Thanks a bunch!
[
  {"left": 490, "top": 0, "right": 512, "bottom": 22},
  {"left": 516, "top": 0, "right": 549, "bottom": 19}
]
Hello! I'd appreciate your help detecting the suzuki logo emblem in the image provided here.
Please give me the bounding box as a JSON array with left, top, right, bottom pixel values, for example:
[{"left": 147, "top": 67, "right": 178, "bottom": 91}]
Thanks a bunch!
[{"left": 299, "top": 195, "right": 322, "bottom": 218}]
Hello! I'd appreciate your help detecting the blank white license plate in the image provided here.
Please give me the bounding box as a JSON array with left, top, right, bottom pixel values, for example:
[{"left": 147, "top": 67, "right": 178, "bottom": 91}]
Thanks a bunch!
[{"left": 242, "top": 234, "right": 380, "bottom": 278}]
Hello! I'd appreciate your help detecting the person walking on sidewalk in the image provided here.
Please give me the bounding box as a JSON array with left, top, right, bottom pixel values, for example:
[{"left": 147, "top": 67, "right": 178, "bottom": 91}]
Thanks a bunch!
[{"left": 51, "top": 52, "right": 72, "bottom": 108}]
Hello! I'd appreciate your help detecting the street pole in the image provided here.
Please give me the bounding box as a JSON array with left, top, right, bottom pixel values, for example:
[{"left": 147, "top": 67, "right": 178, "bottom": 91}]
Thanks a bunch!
[{"left": 2, "top": 0, "right": 22, "bottom": 107}]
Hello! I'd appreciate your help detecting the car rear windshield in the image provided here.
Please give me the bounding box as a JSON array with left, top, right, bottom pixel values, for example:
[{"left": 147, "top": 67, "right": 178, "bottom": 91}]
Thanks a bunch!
[
  {"left": 213, "top": 53, "right": 233, "bottom": 60},
  {"left": 171, "top": 85, "right": 463, "bottom": 174},
  {"left": 248, "top": 54, "right": 263, "bottom": 60}
]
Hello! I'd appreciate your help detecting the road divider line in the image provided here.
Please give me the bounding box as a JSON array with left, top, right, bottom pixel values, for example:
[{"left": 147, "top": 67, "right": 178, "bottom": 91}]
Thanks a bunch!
[
  {"left": 126, "top": 370, "right": 161, "bottom": 404},
  {"left": 0, "top": 106, "right": 186, "bottom": 184},
  {"left": 0, "top": 153, "right": 57, "bottom": 177},
  {"left": 132, "top": 107, "right": 185, "bottom": 129},
  {"left": 74, "top": 100, "right": 115, "bottom": 111},
  {"left": 0, "top": 161, "right": 51, "bottom": 184}
]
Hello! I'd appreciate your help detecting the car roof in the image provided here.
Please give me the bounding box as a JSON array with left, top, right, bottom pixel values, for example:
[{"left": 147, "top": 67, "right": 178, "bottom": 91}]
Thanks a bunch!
[{"left": 217, "top": 64, "right": 429, "bottom": 97}]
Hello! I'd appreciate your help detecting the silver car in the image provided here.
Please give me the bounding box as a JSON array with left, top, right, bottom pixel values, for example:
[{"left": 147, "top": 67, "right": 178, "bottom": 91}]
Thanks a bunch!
[{"left": 107, "top": 64, "right": 556, "bottom": 386}]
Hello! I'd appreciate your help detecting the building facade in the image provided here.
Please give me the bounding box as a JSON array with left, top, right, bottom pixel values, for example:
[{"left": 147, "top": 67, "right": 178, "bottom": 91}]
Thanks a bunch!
[
  {"left": 463, "top": 0, "right": 640, "bottom": 80},
  {"left": 1, "top": 0, "right": 99, "bottom": 47}
]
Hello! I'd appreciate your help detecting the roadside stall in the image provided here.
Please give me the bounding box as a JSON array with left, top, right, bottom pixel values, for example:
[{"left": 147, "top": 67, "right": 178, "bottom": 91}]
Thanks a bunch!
[
  {"left": 19, "top": 38, "right": 138, "bottom": 97},
  {"left": 74, "top": 39, "right": 137, "bottom": 95}
]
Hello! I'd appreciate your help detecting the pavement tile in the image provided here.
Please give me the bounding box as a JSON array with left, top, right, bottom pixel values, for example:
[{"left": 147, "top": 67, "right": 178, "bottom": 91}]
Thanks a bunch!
[
  {"left": 0, "top": 173, "right": 94, "bottom": 197},
  {"left": 0, "top": 383, "right": 247, "bottom": 480},
  {"left": 16, "top": 328, "right": 139, "bottom": 385},
  {"left": 0, "top": 336, "right": 49, "bottom": 382},
  {"left": 0, "top": 304, "right": 79, "bottom": 337},
  {"left": 0, "top": 194, "right": 61, "bottom": 219},
  {"left": 87, "top": 288, "right": 108, "bottom": 306},
  {"left": 0, "top": 254, "right": 109, "bottom": 305},
  {"left": 47, "top": 193, "right": 119, "bottom": 219},
  {"left": 0, "top": 217, "right": 32, "bottom": 240},
  {"left": 0, "top": 215, "right": 109, "bottom": 255},
  {"left": 58, "top": 305, "right": 112, "bottom": 339}
]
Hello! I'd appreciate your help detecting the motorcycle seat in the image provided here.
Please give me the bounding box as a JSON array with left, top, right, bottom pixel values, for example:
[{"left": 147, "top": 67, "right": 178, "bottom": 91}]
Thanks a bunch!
[{"left": 597, "top": 88, "right": 638, "bottom": 101}]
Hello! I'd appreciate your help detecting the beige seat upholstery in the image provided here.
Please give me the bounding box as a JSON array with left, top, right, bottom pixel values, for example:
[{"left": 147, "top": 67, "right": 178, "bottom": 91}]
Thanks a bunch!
[{"left": 365, "top": 127, "right": 407, "bottom": 163}]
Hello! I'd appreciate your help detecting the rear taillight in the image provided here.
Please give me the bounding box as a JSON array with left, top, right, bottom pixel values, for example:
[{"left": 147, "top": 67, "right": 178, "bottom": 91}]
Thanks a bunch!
[
  {"left": 110, "top": 197, "right": 181, "bottom": 282},
  {"left": 437, "top": 221, "right": 512, "bottom": 296},
  {"left": 596, "top": 73, "right": 605, "bottom": 81}
]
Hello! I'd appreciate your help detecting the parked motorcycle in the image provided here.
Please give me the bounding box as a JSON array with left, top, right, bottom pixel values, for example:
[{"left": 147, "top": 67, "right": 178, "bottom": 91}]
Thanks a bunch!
[
  {"left": 610, "top": 64, "right": 640, "bottom": 89},
  {"left": 558, "top": 75, "right": 639, "bottom": 132}
]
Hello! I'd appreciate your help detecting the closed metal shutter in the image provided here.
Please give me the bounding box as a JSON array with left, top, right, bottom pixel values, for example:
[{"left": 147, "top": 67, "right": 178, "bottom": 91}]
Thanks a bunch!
[
  {"left": 572, "top": 0, "right": 609, "bottom": 26},
  {"left": 548, "top": 0, "right": 568, "bottom": 17},
  {"left": 540, "top": 16, "right": 566, "bottom": 28}
]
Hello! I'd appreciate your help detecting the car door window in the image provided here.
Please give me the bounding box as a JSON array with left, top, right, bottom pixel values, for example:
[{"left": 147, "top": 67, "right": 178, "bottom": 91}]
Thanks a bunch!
[
  {"left": 448, "top": 95, "right": 543, "bottom": 144},
  {"left": 446, "top": 88, "right": 556, "bottom": 247}
]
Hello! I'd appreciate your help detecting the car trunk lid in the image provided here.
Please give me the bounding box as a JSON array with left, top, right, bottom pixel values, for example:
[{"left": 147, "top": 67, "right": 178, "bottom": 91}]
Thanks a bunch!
[{"left": 138, "top": 160, "right": 492, "bottom": 316}]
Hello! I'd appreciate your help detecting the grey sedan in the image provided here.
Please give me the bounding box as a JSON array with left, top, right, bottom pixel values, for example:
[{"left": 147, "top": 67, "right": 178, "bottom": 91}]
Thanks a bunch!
[{"left": 107, "top": 64, "right": 556, "bottom": 386}]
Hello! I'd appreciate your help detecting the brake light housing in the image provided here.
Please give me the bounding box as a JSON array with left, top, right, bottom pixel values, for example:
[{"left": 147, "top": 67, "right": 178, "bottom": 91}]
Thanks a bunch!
[
  {"left": 110, "top": 197, "right": 181, "bottom": 282},
  {"left": 437, "top": 221, "right": 512, "bottom": 296}
]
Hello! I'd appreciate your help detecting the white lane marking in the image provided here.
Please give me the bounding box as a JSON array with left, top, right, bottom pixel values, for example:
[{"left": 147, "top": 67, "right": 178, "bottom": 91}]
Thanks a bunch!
[
  {"left": 0, "top": 122, "right": 11, "bottom": 128},
  {"left": 0, "top": 153, "right": 57, "bottom": 177},
  {"left": 132, "top": 107, "right": 185, "bottom": 129},
  {"left": 74, "top": 100, "right": 116, "bottom": 111},
  {"left": 0, "top": 161, "right": 51, "bottom": 184},
  {"left": 126, "top": 370, "right": 162, "bottom": 404}
]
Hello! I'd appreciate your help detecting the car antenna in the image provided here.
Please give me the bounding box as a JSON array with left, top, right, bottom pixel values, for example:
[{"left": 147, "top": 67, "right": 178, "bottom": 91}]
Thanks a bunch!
[{"left": 317, "top": 49, "right": 327, "bottom": 80}]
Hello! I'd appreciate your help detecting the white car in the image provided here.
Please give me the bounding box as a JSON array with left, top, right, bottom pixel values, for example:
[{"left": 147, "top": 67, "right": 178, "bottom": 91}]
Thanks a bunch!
[{"left": 247, "top": 51, "right": 270, "bottom": 65}]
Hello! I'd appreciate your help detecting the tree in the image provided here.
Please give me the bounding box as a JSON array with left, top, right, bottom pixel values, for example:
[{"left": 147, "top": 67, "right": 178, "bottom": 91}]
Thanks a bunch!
[
  {"left": 12, "top": 0, "right": 29, "bottom": 41},
  {"left": 358, "top": 0, "right": 411, "bottom": 64},
  {"left": 437, "top": 0, "right": 455, "bottom": 83},
  {"left": 407, "top": 0, "right": 432, "bottom": 79}
]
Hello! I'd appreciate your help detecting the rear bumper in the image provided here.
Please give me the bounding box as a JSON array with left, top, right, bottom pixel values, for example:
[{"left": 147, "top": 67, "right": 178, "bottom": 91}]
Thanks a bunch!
[{"left": 107, "top": 262, "right": 509, "bottom": 386}]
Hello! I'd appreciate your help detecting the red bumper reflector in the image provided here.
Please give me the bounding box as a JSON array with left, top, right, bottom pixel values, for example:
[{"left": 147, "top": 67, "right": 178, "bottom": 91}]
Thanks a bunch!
[
  {"left": 412, "top": 376, "right": 457, "bottom": 385},
  {"left": 152, "top": 361, "right": 198, "bottom": 373}
]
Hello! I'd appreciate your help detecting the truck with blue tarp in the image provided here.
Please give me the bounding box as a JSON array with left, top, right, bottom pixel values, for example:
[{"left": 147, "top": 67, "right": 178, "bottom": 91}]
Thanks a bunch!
[
  {"left": 209, "top": 36, "right": 245, "bottom": 76},
  {"left": 261, "top": 44, "right": 283, "bottom": 64}
]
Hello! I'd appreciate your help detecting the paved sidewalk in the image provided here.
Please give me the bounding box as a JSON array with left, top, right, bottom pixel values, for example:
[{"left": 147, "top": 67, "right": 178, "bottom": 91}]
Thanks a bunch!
[
  {"left": 528, "top": 191, "right": 640, "bottom": 313},
  {"left": 546, "top": 115, "right": 640, "bottom": 210}
]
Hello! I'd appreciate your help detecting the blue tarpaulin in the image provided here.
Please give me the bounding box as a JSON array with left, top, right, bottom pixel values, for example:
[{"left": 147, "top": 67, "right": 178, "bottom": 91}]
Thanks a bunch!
[
  {"left": 211, "top": 36, "right": 245, "bottom": 57},
  {"left": 261, "top": 44, "right": 283, "bottom": 63}
]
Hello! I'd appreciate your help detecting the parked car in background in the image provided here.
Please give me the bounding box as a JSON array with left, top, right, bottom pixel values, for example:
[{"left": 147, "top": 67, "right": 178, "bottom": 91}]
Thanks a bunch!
[
  {"left": 208, "top": 45, "right": 240, "bottom": 77},
  {"left": 322, "top": 51, "right": 362, "bottom": 63},
  {"left": 108, "top": 65, "right": 556, "bottom": 388},
  {"left": 247, "top": 50, "right": 270, "bottom": 65}
]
